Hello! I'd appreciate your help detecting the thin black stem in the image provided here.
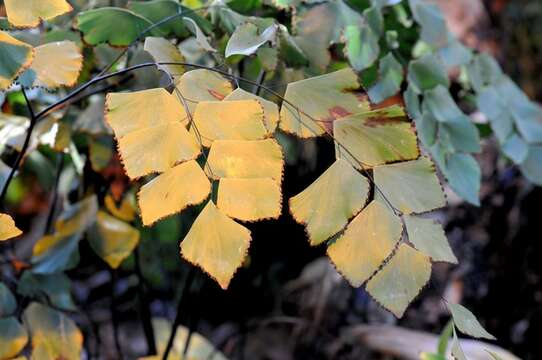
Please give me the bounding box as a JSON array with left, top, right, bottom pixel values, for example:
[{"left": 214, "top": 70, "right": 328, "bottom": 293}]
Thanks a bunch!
[
  {"left": 162, "top": 266, "right": 196, "bottom": 360},
  {"left": 134, "top": 247, "right": 157, "bottom": 355},
  {"left": 182, "top": 277, "right": 204, "bottom": 357},
  {"left": 110, "top": 270, "right": 124, "bottom": 360},
  {"left": 253, "top": 68, "right": 266, "bottom": 96},
  {"left": 0, "top": 89, "right": 37, "bottom": 208},
  {"left": 44, "top": 154, "right": 65, "bottom": 235}
]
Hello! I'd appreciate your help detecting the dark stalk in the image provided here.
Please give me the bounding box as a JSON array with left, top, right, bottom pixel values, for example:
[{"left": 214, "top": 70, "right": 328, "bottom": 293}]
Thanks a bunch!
[
  {"left": 44, "top": 154, "right": 65, "bottom": 235},
  {"left": 110, "top": 270, "right": 124, "bottom": 360},
  {"left": 162, "top": 266, "right": 196, "bottom": 360},
  {"left": 134, "top": 247, "right": 157, "bottom": 355}
]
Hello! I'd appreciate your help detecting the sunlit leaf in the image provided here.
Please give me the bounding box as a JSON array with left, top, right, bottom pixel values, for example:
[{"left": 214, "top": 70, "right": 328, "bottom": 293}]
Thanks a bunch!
[
  {"left": 225, "top": 88, "right": 279, "bottom": 133},
  {"left": 105, "top": 88, "right": 200, "bottom": 179},
  {"left": 105, "top": 193, "right": 137, "bottom": 222},
  {"left": 0, "top": 31, "right": 34, "bottom": 90},
  {"left": 88, "top": 211, "right": 140, "bottom": 269},
  {"left": 280, "top": 68, "right": 370, "bottom": 138},
  {"left": 206, "top": 139, "right": 283, "bottom": 183},
  {"left": 144, "top": 37, "right": 185, "bottom": 78},
  {"left": 31, "top": 196, "right": 98, "bottom": 274},
  {"left": 404, "top": 215, "right": 457, "bottom": 264},
  {"left": 145, "top": 318, "right": 228, "bottom": 360},
  {"left": 0, "top": 213, "right": 22, "bottom": 241},
  {"left": 334, "top": 105, "right": 419, "bottom": 169},
  {"left": 76, "top": 7, "right": 154, "bottom": 46},
  {"left": 138, "top": 160, "right": 211, "bottom": 226},
  {"left": 0, "top": 283, "right": 17, "bottom": 317},
  {"left": 448, "top": 303, "right": 496, "bottom": 340},
  {"left": 193, "top": 100, "right": 267, "bottom": 146},
  {"left": 366, "top": 244, "right": 432, "bottom": 317},
  {"left": 176, "top": 69, "right": 233, "bottom": 113},
  {"left": 225, "top": 23, "right": 277, "bottom": 58},
  {"left": 4, "top": 0, "right": 72, "bottom": 28},
  {"left": 290, "top": 159, "right": 370, "bottom": 246},
  {"left": 180, "top": 202, "right": 251, "bottom": 289},
  {"left": 374, "top": 157, "right": 446, "bottom": 214},
  {"left": 20, "top": 41, "right": 83, "bottom": 89},
  {"left": 0, "top": 317, "right": 28, "bottom": 360},
  {"left": 23, "top": 302, "right": 83, "bottom": 360},
  {"left": 217, "top": 178, "right": 281, "bottom": 222},
  {"left": 328, "top": 200, "right": 402, "bottom": 287}
]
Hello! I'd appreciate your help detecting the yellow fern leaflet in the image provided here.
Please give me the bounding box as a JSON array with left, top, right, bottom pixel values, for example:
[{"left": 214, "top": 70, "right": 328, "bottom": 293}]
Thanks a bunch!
[
  {"left": 225, "top": 88, "right": 280, "bottom": 133},
  {"left": 0, "top": 317, "right": 28, "bottom": 360},
  {"left": 280, "top": 68, "right": 370, "bottom": 138},
  {"left": 0, "top": 213, "right": 22, "bottom": 241},
  {"left": 144, "top": 37, "right": 185, "bottom": 78},
  {"left": 289, "top": 159, "right": 370, "bottom": 246},
  {"left": 5, "top": 0, "right": 73, "bottom": 28},
  {"left": 334, "top": 105, "right": 419, "bottom": 169},
  {"left": 366, "top": 244, "right": 431, "bottom": 318},
  {"left": 105, "top": 89, "right": 200, "bottom": 179},
  {"left": 193, "top": 100, "right": 267, "bottom": 146},
  {"left": 26, "top": 41, "right": 83, "bottom": 88},
  {"left": 180, "top": 202, "right": 251, "bottom": 289},
  {"left": 176, "top": 69, "right": 233, "bottom": 113},
  {"left": 0, "top": 31, "right": 34, "bottom": 90},
  {"left": 138, "top": 161, "right": 211, "bottom": 226},
  {"left": 217, "top": 178, "right": 282, "bottom": 222},
  {"left": 206, "top": 139, "right": 283, "bottom": 183},
  {"left": 374, "top": 157, "right": 446, "bottom": 214},
  {"left": 327, "top": 201, "right": 403, "bottom": 287}
]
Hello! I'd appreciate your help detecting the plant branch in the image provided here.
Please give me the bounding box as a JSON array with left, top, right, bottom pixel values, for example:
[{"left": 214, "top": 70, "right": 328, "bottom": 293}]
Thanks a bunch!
[{"left": 134, "top": 247, "right": 157, "bottom": 355}]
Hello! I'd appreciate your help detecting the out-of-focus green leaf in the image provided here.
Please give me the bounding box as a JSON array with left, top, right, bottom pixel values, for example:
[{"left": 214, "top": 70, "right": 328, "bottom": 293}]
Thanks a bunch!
[
  {"left": 408, "top": 54, "right": 449, "bottom": 93},
  {"left": 0, "top": 283, "right": 17, "bottom": 317},
  {"left": 23, "top": 302, "right": 83, "bottom": 360},
  {"left": 0, "top": 31, "right": 34, "bottom": 91},
  {"left": 31, "top": 196, "right": 98, "bottom": 274},
  {"left": 438, "top": 320, "right": 454, "bottom": 355},
  {"left": 520, "top": 146, "right": 542, "bottom": 186},
  {"left": 368, "top": 53, "right": 404, "bottom": 103},
  {"left": 17, "top": 272, "right": 76, "bottom": 311},
  {"left": 442, "top": 153, "right": 481, "bottom": 206},
  {"left": 0, "top": 317, "right": 28, "bottom": 360},
  {"left": 344, "top": 25, "right": 380, "bottom": 72},
  {"left": 451, "top": 330, "right": 467, "bottom": 360},
  {"left": 183, "top": 17, "right": 216, "bottom": 52},
  {"left": 75, "top": 7, "right": 155, "bottom": 46},
  {"left": 501, "top": 134, "right": 529, "bottom": 164}
]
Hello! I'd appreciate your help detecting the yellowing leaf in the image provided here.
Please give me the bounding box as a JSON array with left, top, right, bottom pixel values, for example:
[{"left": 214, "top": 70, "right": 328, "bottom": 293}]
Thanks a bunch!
[
  {"left": 374, "top": 157, "right": 446, "bottom": 214},
  {"left": 327, "top": 200, "right": 402, "bottom": 287},
  {"left": 105, "top": 88, "right": 188, "bottom": 138},
  {"left": 23, "top": 302, "right": 83, "bottom": 360},
  {"left": 176, "top": 69, "right": 233, "bottom": 113},
  {"left": 88, "top": 211, "right": 140, "bottom": 269},
  {"left": 0, "top": 213, "right": 22, "bottom": 241},
  {"left": 180, "top": 202, "right": 251, "bottom": 289},
  {"left": 105, "top": 193, "right": 137, "bottom": 222},
  {"left": 366, "top": 244, "right": 432, "bottom": 318},
  {"left": 404, "top": 215, "right": 457, "bottom": 264},
  {"left": 22, "top": 41, "right": 83, "bottom": 88},
  {"left": 289, "top": 159, "right": 370, "bottom": 246},
  {"left": 447, "top": 303, "right": 496, "bottom": 340},
  {"left": 138, "top": 160, "right": 211, "bottom": 226},
  {"left": 0, "top": 317, "right": 28, "bottom": 360},
  {"left": 206, "top": 139, "right": 283, "bottom": 183},
  {"left": 217, "top": 178, "right": 281, "bottom": 222},
  {"left": 280, "top": 68, "right": 370, "bottom": 138},
  {"left": 144, "top": 37, "right": 185, "bottom": 78},
  {"left": 334, "top": 106, "right": 419, "bottom": 169},
  {"left": 225, "top": 88, "right": 280, "bottom": 133},
  {"left": 193, "top": 100, "right": 267, "bottom": 146},
  {"left": 105, "top": 89, "right": 200, "bottom": 179},
  {"left": 5, "top": 0, "right": 72, "bottom": 28},
  {"left": 0, "top": 31, "right": 34, "bottom": 90}
]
